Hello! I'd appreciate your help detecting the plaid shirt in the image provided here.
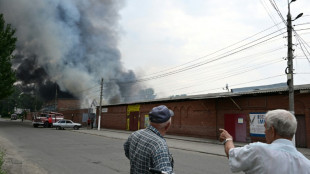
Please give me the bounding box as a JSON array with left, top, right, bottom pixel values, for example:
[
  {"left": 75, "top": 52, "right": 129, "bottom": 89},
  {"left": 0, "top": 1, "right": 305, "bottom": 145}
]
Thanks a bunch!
[{"left": 124, "top": 125, "right": 174, "bottom": 174}]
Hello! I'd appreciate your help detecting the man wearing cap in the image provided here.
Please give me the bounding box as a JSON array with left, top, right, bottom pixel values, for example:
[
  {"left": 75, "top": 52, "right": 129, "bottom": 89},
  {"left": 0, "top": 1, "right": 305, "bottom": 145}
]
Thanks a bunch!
[{"left": 124, "top": 105, "right": 174, "bottom": 174}]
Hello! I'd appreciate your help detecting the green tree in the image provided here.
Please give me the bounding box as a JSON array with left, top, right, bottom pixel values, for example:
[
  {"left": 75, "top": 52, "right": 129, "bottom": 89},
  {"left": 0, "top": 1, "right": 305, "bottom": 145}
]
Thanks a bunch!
[{"left": 0, "top": 13, "right": 17, "bottom": 100}]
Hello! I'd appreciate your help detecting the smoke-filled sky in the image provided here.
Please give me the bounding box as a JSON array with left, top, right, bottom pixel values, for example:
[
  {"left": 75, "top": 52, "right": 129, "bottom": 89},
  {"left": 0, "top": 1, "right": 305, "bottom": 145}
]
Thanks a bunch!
[
  {"left": 1, "top": 0, "right": 310, "bottom": 106},
  {"left": 0, "top": 0, "right": 147, "bottom": 106}
]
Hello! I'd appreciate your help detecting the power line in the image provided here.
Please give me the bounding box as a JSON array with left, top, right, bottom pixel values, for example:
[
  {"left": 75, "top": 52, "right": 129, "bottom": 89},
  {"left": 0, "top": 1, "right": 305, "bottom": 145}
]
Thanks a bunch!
[
  {"left": 140, "top": 24, "right": 286, "bottom": 78},
  {"left": 159, "top": 58, "right": 284, "bottom": 94},
  {"left": 293, "top": 29, "right": 310, "bottom": 62},
  {"left": 107, "top": 29, "right": 284, "bottom": 86},
  {"left": 261, "top": 0, "right": 286, "bottom": 38},
  {"left": 268, "top": 0, "right": 287, "bottom": 25}
]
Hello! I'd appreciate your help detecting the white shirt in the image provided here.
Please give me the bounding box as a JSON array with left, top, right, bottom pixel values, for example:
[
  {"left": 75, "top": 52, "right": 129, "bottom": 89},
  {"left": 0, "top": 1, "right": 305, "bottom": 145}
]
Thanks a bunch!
[{"left": 229, "top": 139, "right": 310, "bottom": 174}]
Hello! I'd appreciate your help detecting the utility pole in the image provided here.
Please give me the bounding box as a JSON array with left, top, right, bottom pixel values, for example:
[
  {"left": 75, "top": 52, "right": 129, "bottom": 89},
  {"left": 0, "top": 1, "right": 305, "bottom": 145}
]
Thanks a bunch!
[
  {"left": 55, "top": 84, "right": 58, "bottom": 112},
  {"left": 286, "top": 0, "right": 303, "bottom": 114},
  {"left": 286, "top": 0, "right": 303, "bottom": 146},
  {"left": 287, "top": 0, "right": 294, "bottom": 114},
  {"left": 98, "top": 78, "right": 103, "bottom": 131},
  {"left": 34, "top": 85, "right": 37, "bottom": 112}
]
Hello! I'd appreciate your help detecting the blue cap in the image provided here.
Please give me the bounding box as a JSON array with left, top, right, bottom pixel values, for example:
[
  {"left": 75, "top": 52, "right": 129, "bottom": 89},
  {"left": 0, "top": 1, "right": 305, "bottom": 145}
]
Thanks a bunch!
[{"left": 149, "top": 105, "right": 174, "bottom": 123}]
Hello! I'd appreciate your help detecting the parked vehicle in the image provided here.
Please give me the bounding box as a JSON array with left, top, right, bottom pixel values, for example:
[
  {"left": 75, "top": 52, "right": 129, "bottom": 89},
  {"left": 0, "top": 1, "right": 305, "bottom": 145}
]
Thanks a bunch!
[
  {"left": 53, "top": 119, "right": 82, "bottom": 130},
  {"left": 32, "top": 112, "right": 64, "bottom": 128},
  {"left": 11, "top": 114, "right": 18, "bottom": 120}
]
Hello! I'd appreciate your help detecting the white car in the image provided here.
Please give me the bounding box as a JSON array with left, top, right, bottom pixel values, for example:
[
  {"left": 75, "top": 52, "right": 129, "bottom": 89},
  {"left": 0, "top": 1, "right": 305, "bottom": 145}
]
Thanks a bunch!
[
  {"left": 53, "top": 119, "right": 82, "bottom": 130},
  {"left": 11, "top": 114, "right": 18, "bottom": 120}
]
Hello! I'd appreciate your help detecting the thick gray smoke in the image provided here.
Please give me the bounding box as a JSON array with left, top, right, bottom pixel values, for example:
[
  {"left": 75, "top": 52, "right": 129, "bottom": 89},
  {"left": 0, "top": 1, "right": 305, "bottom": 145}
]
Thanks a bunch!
[{"left": 0, "top": 0, "right": 152, "bottom": 106}]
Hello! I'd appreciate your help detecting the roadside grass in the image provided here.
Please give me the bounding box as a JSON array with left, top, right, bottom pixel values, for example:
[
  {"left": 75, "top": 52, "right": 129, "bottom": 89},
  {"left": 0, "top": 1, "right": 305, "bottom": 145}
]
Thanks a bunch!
[{"left": 0, "top": 150, "right": 6, "bottom": 174}]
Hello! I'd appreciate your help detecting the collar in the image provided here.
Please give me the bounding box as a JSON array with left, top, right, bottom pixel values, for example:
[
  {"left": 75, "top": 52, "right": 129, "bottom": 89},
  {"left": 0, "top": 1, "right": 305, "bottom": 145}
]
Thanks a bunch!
[
  {"left": 147, "top": 125, "right": 164, "bottom": 139},
  {"left": 272, "top": 139, "right": 294, "bottom": 146}
]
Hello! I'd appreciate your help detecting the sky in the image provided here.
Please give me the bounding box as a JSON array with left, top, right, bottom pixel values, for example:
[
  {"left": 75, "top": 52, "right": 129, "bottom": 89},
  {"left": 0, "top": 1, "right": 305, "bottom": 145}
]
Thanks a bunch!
[
  {"left": 118, "top": 0, "right": 310, "bottom": 98},
  {"left": 1, "top": 0, "right": 309, "bottom": 106}
]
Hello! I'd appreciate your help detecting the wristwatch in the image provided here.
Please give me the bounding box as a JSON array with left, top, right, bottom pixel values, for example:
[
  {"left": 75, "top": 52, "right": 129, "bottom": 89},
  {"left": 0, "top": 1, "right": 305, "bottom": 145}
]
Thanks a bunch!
[{"left": 222, "top": 138, "right": 233, "bottom": 145}]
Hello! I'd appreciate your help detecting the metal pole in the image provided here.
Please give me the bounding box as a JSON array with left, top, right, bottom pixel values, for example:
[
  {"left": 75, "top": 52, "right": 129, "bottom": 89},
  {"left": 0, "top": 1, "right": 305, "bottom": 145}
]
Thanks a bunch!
[
  {"left": 287, "top": 1, "right": 294, "bottom": 114},
  {"left": 98, "top": 78, "right": 103, "bottom": 130},
  {"left": 287, "top": 0, "right": 296, "bottom": 146},
  {"left": 55, "top": 85, "right": 58, "bottom": 112}
]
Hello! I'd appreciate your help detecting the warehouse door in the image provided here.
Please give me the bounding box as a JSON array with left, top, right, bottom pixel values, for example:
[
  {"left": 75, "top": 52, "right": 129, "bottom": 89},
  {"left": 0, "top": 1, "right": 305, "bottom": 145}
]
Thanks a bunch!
[
  {"left": 224, "top": 114, "right": 247, "bottom": 142},
  {"left": 129, "top": 111, "right": 139, "bottom": 131},
  {"left": 295, "top": 115, "right": 307, "bottom": 148}
]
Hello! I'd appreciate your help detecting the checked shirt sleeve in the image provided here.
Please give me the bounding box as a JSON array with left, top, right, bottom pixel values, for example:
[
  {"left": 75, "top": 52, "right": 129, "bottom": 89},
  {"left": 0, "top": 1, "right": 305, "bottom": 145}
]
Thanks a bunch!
[
  {"left": 123, "top": 135, "right": 131, "bottom": 159},
  {"left": 152, "top": 145, "right": 173, "bottom": 174}
]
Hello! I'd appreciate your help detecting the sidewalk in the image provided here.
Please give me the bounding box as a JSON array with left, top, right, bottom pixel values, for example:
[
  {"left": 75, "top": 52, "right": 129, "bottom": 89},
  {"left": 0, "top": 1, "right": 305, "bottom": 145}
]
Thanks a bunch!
[{"left": 73, "top": 128, "right": 310, "bottom": 159}]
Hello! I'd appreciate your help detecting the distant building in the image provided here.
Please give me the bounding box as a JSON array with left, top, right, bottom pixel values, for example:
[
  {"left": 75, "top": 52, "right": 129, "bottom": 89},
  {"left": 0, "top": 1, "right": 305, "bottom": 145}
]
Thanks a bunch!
[
  {"left": 231, "top": 82, "right": 287, "bottom": 93},
  {"left": 41, "top": 98, "right": 81, "bottom": 112}
]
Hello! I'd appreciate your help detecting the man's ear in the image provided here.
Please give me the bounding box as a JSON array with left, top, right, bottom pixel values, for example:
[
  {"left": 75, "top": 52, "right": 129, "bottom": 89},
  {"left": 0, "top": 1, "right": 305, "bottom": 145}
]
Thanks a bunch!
[
  {"left": 271, "top": 126, "right": 276, "bottom": 138},
  {"left": 165, "top": 122, "right": 171, "bottom": 131}
]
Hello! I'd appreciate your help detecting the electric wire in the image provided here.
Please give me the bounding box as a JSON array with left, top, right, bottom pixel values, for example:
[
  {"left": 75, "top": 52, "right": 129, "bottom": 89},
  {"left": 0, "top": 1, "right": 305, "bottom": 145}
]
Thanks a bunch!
[
  {"left": 98, "top": 29, "right": 286, "bottom": 98},
  {"left": 136, "top": 23, "right": 286, "bottom": 78},
  {"left": 261, "top": 0, "right": 286, "bottom": 38},
  {"left": 293, "top": 29, "right": 310, "bottom": 62},
  {"left": 269, "top": 0, "right": 287, "bottom": 25},
  {"left": 116, "top": 31, "right": 286, "bottom": 84},
  {"left": 159, "top": 59, "right": 284, "bottom": 94}
]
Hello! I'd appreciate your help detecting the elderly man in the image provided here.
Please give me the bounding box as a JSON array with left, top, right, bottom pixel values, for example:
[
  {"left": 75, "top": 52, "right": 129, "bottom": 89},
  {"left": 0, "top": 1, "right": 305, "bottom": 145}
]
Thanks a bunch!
[
  {"left": 219, "top": 109, "right": 310, "bottom": 173},
  {"left": 124, "top": 105, "right": 174, "bottom": 174}
]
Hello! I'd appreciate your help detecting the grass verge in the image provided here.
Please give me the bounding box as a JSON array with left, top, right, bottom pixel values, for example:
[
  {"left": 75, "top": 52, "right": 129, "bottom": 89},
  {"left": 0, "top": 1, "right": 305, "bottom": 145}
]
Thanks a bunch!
[{"left": 0, "top": 150, "right": 6, "bottom": 174}]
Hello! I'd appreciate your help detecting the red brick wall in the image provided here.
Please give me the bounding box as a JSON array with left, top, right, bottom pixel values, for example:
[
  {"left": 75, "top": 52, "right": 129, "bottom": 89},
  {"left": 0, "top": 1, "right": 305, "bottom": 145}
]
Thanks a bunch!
[
  {"left": 216, "top": 93, "right": 310, "bottom": 147},
  {"left": 97, "top": 101, "right": 218, "bottom": 139},
  {"left": 99, "top": 92, "right": 310, "bottom": 147},
  {"left": 57, "top": 99, "right": 81, "bottom": 111},
  {"left": 100, "top": 105, "right": 127, "bottom": 130},
  {"left": 53, "top": 91, "right": 310, "bottom": 148},
  {"left": 62, "top": 109, "right": 88, "bottom": 125}
]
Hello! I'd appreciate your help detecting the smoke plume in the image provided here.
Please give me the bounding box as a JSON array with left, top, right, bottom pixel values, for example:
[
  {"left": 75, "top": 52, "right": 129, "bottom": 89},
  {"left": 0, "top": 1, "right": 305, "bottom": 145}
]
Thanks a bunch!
[{"left": 0, "top": 0, "right": 150, "bottom": 106}]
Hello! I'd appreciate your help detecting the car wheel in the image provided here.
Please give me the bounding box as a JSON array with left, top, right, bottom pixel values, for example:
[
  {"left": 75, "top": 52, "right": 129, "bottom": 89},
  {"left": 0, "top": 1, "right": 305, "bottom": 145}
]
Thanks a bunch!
[
  {"left": 33, "top": 124, "right": 38, "bottom": 128},
  {"left": 73, "top": 126, "right": 78, "bottom": 130}
]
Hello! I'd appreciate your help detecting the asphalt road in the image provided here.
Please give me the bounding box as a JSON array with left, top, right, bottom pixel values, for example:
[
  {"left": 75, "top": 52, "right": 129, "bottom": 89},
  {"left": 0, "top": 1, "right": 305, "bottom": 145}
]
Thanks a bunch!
[{"left": 0, "top": 119, "right": 235, "bottom": 174}]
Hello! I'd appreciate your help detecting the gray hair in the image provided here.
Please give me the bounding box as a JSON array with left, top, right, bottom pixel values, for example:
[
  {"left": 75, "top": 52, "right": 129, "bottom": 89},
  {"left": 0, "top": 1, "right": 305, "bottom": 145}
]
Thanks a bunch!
[
  {"left": 150, "top": 117, "right": 171, "bottom": 130},
  {"left": 265, "top": 109, "right": 297, "bottom": 138}
]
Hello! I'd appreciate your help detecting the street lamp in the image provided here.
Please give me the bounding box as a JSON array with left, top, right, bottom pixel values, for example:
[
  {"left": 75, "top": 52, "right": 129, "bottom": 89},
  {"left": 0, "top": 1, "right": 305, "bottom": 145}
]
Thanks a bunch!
[{"left": 292, "top": 13, "right": 303, "bottom": 21}]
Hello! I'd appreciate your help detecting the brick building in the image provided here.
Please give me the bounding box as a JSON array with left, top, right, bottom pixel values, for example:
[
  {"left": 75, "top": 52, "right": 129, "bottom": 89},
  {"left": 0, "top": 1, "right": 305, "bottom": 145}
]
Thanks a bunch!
[
  {"left": 96, "top": 84, "right": 310, "bottom": 148},
  {"left": 42, "top": 98, "right": 81, "bottom": 112}
]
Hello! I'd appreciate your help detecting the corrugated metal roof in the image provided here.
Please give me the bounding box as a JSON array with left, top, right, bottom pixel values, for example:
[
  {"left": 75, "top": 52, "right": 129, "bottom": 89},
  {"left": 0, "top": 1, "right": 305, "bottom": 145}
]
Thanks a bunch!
[
  {"left": 184, "top": 84, "right": 310, "bottom": 100},
  {"left": 230, "top": 82, "right": 287, "bottom": 93},
  {"left": 102, "top": 84, "right": 310, "bottom": 107}
]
